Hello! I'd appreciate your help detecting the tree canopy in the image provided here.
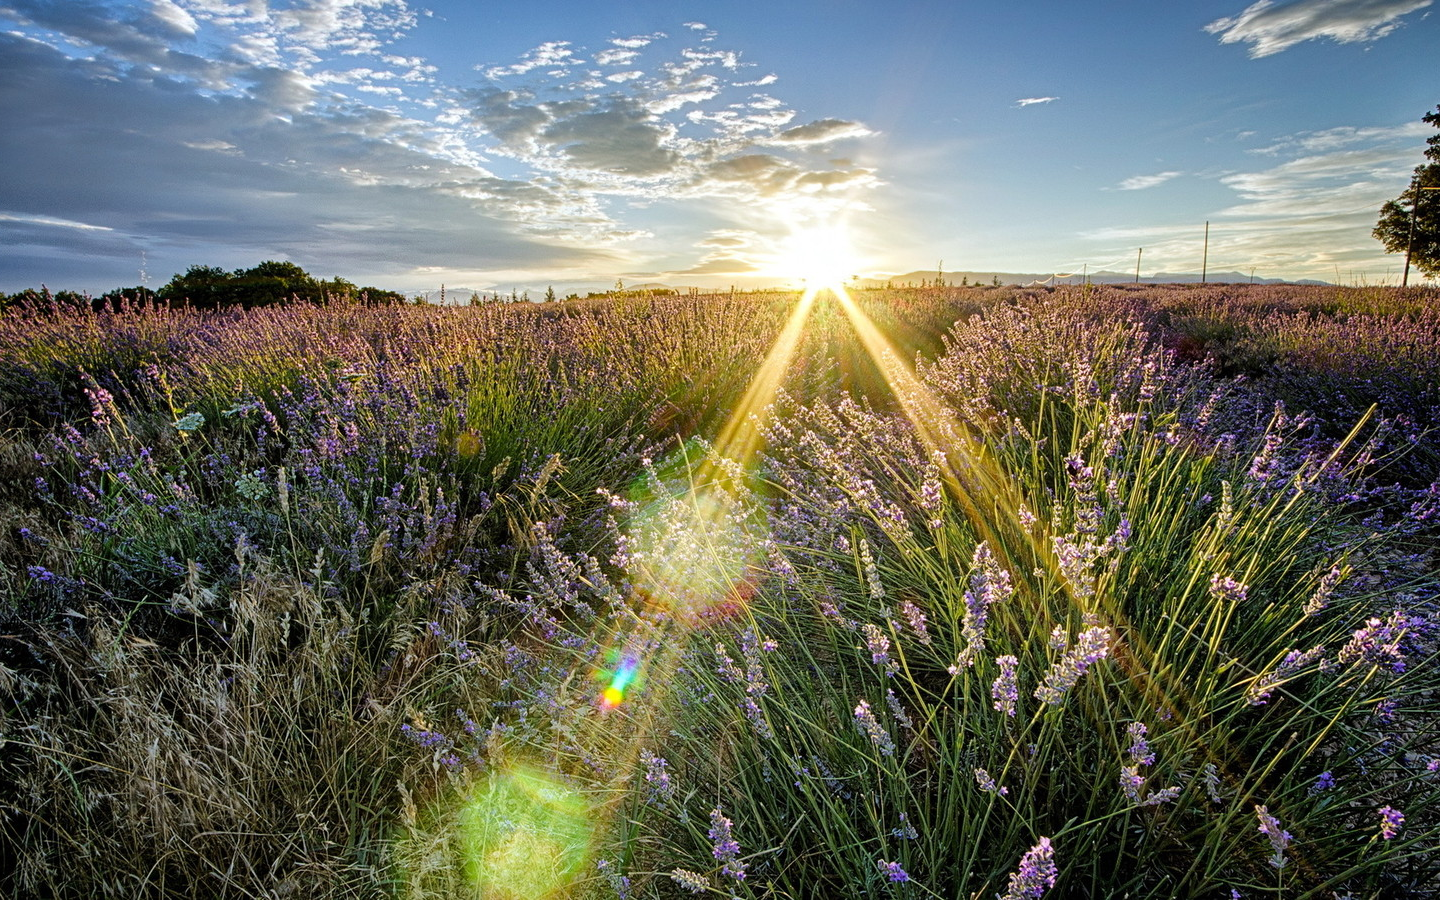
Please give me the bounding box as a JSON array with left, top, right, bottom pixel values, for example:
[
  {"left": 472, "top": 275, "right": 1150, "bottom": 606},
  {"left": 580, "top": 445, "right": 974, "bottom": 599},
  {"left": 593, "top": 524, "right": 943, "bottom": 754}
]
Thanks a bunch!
[
  {"left": 156, "top": 261, "right": 405, "bottom": 308},
  {"left": 1374, "top": 104, "right": 1440, "bottom": 281},
  {"left": 2, "top": 262, "right": 406, "bottom": 310}
]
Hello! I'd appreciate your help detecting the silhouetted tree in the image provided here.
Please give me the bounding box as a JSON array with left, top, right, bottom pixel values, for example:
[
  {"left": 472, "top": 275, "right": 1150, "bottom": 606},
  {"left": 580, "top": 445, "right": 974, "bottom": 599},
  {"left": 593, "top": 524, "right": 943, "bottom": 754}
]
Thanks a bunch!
[{"left": 1375, "top": 104, "right": 1440, "bottom": 281}]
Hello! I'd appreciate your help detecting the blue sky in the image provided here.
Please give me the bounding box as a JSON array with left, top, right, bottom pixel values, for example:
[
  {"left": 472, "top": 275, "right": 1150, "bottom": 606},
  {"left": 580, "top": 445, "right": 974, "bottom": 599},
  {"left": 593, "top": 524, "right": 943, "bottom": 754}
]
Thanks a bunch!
[{"left": 1, "top": 0, "right": 1436, "bottom": 294}]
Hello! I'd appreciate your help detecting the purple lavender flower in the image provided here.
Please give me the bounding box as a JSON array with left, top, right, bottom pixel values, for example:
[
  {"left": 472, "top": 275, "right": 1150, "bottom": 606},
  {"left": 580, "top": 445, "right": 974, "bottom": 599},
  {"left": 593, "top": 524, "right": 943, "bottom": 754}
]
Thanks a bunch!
[
  {"left": 1378, "top": 806, "right": 1404, "bottom": 840},
  {"left": 1125, "top": 722, "right": 1155, "bottom": 766},
  {"left": 1255, "top": 805, "right": 1291, "bottom": 869},
  {"left": 640, "top": 749, "right": 675, "bottom": 805},
  {"left": 1246, "top": 645, "right": 1325, "bottom": 705},
  {"left": 975, "top": 768, "right": 1008, "bottom": 795},
  {"left": 863, "top": 622, "right": 897, "bottom": 676},
  {"left": 991, "top": 655, "right": 1019, "bottom": 717},
  {"left": 1338, "top": 613, "right": 1414, "bottom": 673},
  {"left": 1034, "top": 626, "right": 1111, "bottom": 706},
  {"left": 1309, "top": 771, "right": 1335, "bottom": 794},
  {"left": 891, "top": 813, "right": 918, "bottom": 840},
  {"left": 997, "top": 836, "right": 1058, "bottom": 900},
  {"left": 1303, "top": 565, "right": 1343, "bottom": 616},
  {"left": 1120, "top": 765, "right": 1147, "bottom": 804},
  {"left": 1201, "top": 763, "right": 1223, "bottom": 804},
  {"left": 854, "top": 699, "right": 896, "bottom": 756},
  {"left": 878, "top": 860, "right": 910, "bottom": 882},
  {"left": 956, "top": 542, "right": 1013, "bottom": 669},
  {"left": 1209, "top": 573, "right": 1248, "bottom": 604},
  {"left": 669, "top": 868, "right": 709, "bottom": 894},
  {"left": 708, "top": 807, "right": 745, "bottom": 880},
  {"left": 898, "top": 598, "right": 932, "bottom": 645}
]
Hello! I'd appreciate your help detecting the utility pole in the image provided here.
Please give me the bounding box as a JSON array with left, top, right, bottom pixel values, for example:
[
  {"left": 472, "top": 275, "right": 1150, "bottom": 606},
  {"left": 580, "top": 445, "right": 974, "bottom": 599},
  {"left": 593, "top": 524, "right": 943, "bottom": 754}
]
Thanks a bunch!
[
  {"left": 1402, "top": 184, "right": 1440, "bottom": 287},
  {"left": 1135, "top": 248, "right": 1142, "bottom": 284},
  {"left": 1201, "top": 221, "right": 1209, "bottom": 284}
]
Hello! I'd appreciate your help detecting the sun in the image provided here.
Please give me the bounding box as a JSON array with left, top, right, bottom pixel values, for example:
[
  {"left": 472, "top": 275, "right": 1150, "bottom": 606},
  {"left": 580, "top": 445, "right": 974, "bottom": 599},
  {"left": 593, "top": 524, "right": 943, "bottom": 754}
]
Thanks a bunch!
[{"left": 775, "top": 221, "right": 858, "bottom": 291}]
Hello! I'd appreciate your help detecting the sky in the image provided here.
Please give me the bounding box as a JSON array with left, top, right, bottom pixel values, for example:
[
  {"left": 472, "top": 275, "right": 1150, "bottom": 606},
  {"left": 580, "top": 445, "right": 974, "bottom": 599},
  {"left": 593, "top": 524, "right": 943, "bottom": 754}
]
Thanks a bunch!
[{"left": 1, "top": 0, "right": 1437, "bottom": 295}]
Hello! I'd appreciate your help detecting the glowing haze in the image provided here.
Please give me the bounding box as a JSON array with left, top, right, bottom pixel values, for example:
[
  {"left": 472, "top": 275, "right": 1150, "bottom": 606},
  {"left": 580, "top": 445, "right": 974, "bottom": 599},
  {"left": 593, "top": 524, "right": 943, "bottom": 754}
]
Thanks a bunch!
[{"left": 0, "top": 0, "right": 1436, "bottom": 294}]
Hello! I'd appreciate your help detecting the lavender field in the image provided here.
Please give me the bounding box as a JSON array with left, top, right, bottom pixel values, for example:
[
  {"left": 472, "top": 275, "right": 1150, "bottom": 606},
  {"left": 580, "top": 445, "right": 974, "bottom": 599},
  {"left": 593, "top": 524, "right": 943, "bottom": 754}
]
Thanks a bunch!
[{"left": 2, "top": 284, "right": 1439, "bottom": 899}]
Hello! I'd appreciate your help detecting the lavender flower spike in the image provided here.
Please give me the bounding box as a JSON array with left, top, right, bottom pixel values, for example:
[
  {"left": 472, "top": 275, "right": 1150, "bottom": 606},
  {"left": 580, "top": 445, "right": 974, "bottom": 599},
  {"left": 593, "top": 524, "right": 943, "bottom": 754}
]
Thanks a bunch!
[
  {"left": 1034, "top": 626, "right": 1111, "bottom": 706},
  {"left": 708, "top": 807, "right": 746, "bottom": 881},
  {"left": 1255, "top": 805, "right": 1292, "bottom": 869},
  {"left": 878, "top": 860, "right": 910, "bottom": 882},
  {"left": 1378, "top": 806, "right": 1404, "bottom": 840},
  {"left": 997, "top": 837, "right": 1058, "bottom": 900},
  {"left": 991, "top": 655, "right": 1019, "bottom": 717}
]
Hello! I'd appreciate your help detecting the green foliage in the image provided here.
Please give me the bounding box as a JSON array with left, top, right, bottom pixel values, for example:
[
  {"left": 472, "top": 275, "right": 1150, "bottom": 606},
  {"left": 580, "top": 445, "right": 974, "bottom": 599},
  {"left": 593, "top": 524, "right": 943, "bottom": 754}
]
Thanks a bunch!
[
  {"left": 151, "top": 260, "right": 405, "bottom": 308},
  {"left": 1374, "top": 104, "right": 1440, "bottom": 279}
]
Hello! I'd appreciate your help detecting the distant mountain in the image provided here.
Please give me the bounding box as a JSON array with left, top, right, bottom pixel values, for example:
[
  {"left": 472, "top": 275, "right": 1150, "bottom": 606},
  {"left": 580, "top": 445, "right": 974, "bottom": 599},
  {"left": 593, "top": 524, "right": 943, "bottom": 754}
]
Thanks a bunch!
[{"left": 868, "top": 270, "right": 1330, "bottom": 287}]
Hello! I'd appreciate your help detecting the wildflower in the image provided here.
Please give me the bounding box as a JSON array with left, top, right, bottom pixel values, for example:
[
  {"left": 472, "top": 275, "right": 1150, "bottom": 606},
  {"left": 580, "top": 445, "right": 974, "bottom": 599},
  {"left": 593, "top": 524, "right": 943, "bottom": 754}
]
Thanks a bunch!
[
  {"left": 975, "top": 768, "right": 1009, "bottom": 795},
  {"left": 1303, "top": 565, "right": 1344, "bottom": 616},
  {"left": 596, "top": 859, "right": 631, "bottom": 899},
  {"left": 1018, "top": 503, "right": 1037, "bottom": 530},
  {"left": 1201, "top": 763, "right": 1223, "bottom": 804},
  {"left": 1338, "top": 612, "right": 1414, "bottom": 673},
  {"left": 1255, "top": 805, "right": 1291, "bottom": 869},
  {"left": 1034, "top": 626, "right": 1111, "bottom": 706},
  {"left": 997, "top": 837, "right": 1058, "bottom": 900},
  {"left": 878, "top": 860, "right": 910, "bottom": 882},
  {"left": 854, "top": 699, "right": 895, "bottom": 756},
  {"left": 898, "top": 598, "right": 932, "bottom": 645},
  {"left": 1378, "top": 806, "right": 1404, "bottom": 840},
  {"left": 235, "top": 469, "right": 270, "bottom": 501},
  {"left": 860, "top": 537, "right": 885, "bottom": 602},
  {"left": 1120, "top": 765, "right": 1147, "bottom": 804},
  {"left": 886, "top": 688, "right": 914, "bottom": 731},
  {"left": 1209, "top": 573, "right": 1248, "bottom": 604},
  {"left": 891, "top": 813, "right": 918, "bottom": 840},
  {"left": 991, "top": 655, "right": 1019, "bottom": 717},
  {"left": 1245, "top": 645, "right": 1325, "bottom": 705},
  {"left": 1374, "top": 698, "right": 1398, "bottom": 723},
  {"left": 709, "top": 807, "right": 745, "bottom": 880},
  {"left": 863, "top": 622, "right": 898, "bottom": 675},
  {"left": 1125, "top": 722, "right": 1155, "bottom": 766},
  {"left": 1310, "top": 771, "right": 1335, "bottom": 794},
  {"left": 955, "top": 542, "right": 1013, "bottom": 669},
  {"left": 640, "top": 749, "right": 675, "bottom": 805},
  {"left": 669, "top": 868, "right": 709, "bottom": 894}
]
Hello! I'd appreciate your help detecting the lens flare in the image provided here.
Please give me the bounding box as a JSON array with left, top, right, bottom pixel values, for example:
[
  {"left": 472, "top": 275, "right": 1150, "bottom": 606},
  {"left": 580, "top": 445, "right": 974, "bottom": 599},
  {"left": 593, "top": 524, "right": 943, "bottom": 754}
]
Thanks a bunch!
[
  {"left": 600, "top": 655, "right": 641, "bottom": 708},
  {"left": 395, "top": 764, "right": 594, "bottom": 900}
]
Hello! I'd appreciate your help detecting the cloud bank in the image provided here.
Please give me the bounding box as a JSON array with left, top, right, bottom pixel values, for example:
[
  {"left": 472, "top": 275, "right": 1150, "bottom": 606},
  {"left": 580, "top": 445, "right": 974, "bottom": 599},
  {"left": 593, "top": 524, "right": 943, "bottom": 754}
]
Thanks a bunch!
[{"left": 0, "top": 1, "right": 879, "bottom": 291}]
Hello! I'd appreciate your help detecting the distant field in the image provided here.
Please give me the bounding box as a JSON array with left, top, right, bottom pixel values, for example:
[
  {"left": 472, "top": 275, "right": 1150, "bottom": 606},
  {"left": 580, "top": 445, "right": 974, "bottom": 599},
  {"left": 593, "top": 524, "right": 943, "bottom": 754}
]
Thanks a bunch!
[{"left": 1, "top": 284, "right": 1438, "bottom": 898}]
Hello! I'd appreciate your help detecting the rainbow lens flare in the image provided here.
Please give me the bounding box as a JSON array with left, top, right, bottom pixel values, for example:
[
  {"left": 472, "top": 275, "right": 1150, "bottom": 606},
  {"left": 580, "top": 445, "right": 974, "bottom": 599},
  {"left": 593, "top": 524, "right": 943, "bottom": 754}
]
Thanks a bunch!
[{"left": 600, "top": 655, "right": 641, "bottom": 708}]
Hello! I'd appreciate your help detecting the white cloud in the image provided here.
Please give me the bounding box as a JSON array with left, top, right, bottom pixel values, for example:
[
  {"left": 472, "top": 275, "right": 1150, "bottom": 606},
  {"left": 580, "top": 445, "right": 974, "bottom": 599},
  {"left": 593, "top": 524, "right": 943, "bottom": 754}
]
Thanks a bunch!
[
  {"left": 1252, "top": 121, "right": 1431, "bottom": 154},
  {"left": 483, "top": 41, "right": 580, "bottom": 78},
  {"left": 0, "top": 212, "right": 114, "bottom": 231},
  {"left": 1117, "top": 171, "right": 1182, "bottom": 190},
  {"left": 0, "top": 7, "right": 880, "bottom": 291},
  {"left": 1206, "top": 0, "right": 1432, "bottom": 57},
  {"left": 1090, "top": 120, "right": 1420, "bottom": 279},
  {"left": 595, "top": 47, "right": 639, "bottom": 66},
  {"left": 150, "top": 0, "right": 198, "bottom": 36},
  {"left": 1015, "top": 96, "right": 1058, "bottom": 107},
  {"left": 770, "top": 118, "right": 874, "bottom": 146},
  {"left": 610, "top": 33, "right": 666, "bottom": 49}
]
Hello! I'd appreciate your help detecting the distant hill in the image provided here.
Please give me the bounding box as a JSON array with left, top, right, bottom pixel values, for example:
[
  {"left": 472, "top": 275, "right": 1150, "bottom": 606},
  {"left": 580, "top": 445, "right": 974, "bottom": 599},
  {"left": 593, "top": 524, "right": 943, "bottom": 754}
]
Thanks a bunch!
[{"left": 868, "top": 270, "right": 1330, "bottom": 287}]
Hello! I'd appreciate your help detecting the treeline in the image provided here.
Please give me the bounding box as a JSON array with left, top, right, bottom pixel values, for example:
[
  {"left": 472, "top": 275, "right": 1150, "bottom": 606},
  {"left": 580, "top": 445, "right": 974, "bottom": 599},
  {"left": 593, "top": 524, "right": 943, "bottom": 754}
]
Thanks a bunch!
[{"left": 2, "top": 260, "right": 406, "bottom": 310}]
